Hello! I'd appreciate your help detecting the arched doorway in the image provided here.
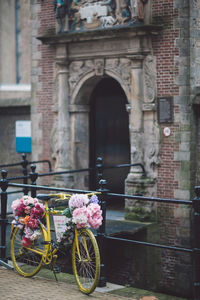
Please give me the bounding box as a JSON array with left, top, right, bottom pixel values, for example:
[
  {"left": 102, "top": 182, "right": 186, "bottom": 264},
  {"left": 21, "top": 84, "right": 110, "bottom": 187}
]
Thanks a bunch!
[{"left": 89, "top": 77, "right": 130, "bottom": 208}]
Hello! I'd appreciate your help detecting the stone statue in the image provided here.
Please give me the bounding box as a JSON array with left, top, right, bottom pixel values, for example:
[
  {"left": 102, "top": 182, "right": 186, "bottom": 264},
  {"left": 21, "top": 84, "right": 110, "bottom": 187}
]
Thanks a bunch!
[
  {"left": 130, "top": 0, "right": 148, "bottom": 22},
  {"left": 143, "top": 55, "right": 157, "bottom": 103},
  {"left": 54, "top": 0, "right": 68, "bottom": 33},
  {"left": 69, "top": 0, "right": 82, "bottom": 31},
  {"left": 114, "top": 0, "right": 131, "bottom": 25}
]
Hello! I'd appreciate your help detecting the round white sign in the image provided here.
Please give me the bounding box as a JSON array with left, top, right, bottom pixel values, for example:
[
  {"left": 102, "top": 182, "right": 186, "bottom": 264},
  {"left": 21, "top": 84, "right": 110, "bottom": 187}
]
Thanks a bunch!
[{"left": 163, "top": 127, "right": 171, "bottom": 137}]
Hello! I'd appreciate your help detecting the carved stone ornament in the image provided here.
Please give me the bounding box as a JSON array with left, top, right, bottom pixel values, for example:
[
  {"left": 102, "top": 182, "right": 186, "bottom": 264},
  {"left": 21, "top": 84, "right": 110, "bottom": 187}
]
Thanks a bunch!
[
  {"left": 194, "top": 0, "right": 200, "bottom": 10},
  {"left": 105, "top": 58, "right": 132, "bottom": 94},
  {"left": 145, "top": 143, "right": 159, "bottom": 179},
  {"left": 143, "top": 55, "right": 157, "bottom": 103},
  {"left": 54, "top": 0, "right": 148, "bottom": 33},
  {"left": 68, "top": 60, "right": 94, "bottom": 94},
  {"left": 68, "top": 58, "right": 132, "bottom": 96},
  {"left": 94, "top": 59, "right": 104, "bottom": 76}
]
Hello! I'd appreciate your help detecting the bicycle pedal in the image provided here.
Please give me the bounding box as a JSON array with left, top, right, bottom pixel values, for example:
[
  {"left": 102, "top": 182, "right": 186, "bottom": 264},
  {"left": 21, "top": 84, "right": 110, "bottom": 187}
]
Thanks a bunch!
[{"left": 53, "top": 265, "right": 61, "bottom": 273}]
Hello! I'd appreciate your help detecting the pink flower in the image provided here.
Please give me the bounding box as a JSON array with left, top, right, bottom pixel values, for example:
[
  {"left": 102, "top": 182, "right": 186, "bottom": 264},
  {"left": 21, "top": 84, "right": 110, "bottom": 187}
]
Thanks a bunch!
[
  {"left": 72, "top": 206, "right": 89, "bottom": 228},
  {"left": 24, "top": 226, "right": 33, "bottom": 239},
  {"left": 14, "top": 203, "right": 26, "bottom": 216},
  {"left": 87, "top": 204, "right": 102, "bottom": 229},
  {"left": 25, "top": 206, "right": 31, "bottom": 214},
  {"left": 27, "top": 217, "right": 39, "bottom": 229},
  {"left": 11, "top": 199, "right": 21, "bottom": 215},
  {"left": 22, "top": 237, "right": 32, "bottom": 247},
  {"left": 30, "top": 203, "right": 44, "bottom": 219},
  {"left": 69, "top": 194, "right": 89, "bottom": 210},
  {"left": 33, "top": 198, "right": 38, "bottom": 204}
]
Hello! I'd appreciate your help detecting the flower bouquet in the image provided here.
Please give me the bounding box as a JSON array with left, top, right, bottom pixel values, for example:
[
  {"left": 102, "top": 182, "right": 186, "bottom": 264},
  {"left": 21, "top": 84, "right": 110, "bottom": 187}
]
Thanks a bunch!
[
  {"left": 59, "top": 194, "right": 103, "bottom": 245},
  {"left": 11, "top": 195, "right": 45, "bottom": 247}
]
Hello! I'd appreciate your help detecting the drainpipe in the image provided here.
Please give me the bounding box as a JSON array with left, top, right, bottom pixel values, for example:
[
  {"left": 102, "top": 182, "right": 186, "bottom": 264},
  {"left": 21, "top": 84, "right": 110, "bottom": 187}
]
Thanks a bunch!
[{"left": 15, "top": 0, "right": 21, "bottom": 84}]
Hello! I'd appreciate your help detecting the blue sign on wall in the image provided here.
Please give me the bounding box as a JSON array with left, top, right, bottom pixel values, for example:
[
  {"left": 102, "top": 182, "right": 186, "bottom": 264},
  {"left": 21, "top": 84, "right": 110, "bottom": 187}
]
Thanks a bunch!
[{"left": 15, "top": 121, "right": 32, "bottom": 153}]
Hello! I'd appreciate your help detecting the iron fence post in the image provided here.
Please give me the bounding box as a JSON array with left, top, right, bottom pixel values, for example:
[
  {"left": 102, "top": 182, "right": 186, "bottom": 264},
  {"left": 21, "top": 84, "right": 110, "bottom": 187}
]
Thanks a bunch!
[
  {"left": 97, "top": 179, "right": 107, "bottom": 287},
  {"left": 0, "top": 170, "right": 8, "bottom": 261},
  {"left": 96, "top": 157, "right": 103, "bottom": 186},
  {"left": 29, "top": 165, "right": 38, "bottom": 198},
  {"left": 193, "top": 187, "right": 200, "bottom": 300},
  {"left": 21, "top": 153, "right": 29, "bottom": 195}
]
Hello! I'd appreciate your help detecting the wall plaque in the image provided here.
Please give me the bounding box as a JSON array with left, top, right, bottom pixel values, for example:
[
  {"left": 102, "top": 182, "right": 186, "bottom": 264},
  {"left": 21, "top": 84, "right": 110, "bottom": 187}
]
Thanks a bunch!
[{"left": 157, "top": 97, "right": 173, "bottom": 124}]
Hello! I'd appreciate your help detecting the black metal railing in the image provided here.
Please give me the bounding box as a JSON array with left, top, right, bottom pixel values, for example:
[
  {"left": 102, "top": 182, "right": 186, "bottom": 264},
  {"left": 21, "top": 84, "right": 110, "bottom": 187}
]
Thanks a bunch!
[
  {"left": 0, "top": 156, "right": 145, "bottom": 287},
  {"left": 0, "top": 153, "right": 52, "bottom": 172},
  {"left": 3, "top": 155, "right": 146, "bottom": 197},
  {"left": 0, "top": 154, "right": 52, "bottom": 195},
  {"left": 0, "top": 174, "right": 198, "bottom": 296}
]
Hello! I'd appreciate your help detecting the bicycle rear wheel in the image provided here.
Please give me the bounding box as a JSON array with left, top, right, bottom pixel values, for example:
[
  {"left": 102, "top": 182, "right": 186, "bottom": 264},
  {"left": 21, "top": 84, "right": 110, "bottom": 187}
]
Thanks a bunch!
[
  {"left": 10, "top": 226, "right": 45, "bottom": 277},
  {"left": 72, "top": 228, "right": 100, "bottom": 294}
]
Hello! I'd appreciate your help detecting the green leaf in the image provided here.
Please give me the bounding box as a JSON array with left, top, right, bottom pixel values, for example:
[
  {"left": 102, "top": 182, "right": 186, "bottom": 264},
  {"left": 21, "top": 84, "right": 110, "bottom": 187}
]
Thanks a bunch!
[{"left": 62, "top": 208, "right": 72, "bottom": 218}]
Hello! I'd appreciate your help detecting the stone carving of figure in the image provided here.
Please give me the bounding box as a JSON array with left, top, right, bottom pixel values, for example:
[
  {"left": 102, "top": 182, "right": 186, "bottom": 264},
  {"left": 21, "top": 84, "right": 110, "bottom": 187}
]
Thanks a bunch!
[
  {"left": 69, "top": 0, "right": 82, "bottom": 30},
  {"left": 143, "top": 55, "right": 157, "bottom": 103},
  {"left": 114, "top": 0, "right": 131, "bottom": 25},
  {"left": 130, "top": 0, "right": 148, "bottom": 22},
  {"left": 54, "top": 0, "right": 68, "bottom": 33}
]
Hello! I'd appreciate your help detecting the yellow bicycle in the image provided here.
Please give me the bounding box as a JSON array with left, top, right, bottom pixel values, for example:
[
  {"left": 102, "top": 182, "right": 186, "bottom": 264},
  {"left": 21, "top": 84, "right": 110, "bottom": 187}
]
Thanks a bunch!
[{"left": 10, "top": 193, "right": 101, "bottom": 295}]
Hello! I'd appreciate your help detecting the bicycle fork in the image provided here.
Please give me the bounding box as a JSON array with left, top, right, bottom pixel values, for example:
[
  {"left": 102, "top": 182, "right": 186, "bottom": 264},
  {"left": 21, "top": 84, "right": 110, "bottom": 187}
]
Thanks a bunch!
[{"left": 75, "top": 228, "right": 90, "bottom": 262}]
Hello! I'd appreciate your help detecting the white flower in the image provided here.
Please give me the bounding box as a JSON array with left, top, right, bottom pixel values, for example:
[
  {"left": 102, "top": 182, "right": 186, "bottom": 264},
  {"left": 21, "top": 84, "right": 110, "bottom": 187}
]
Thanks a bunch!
[{"left": 69, "top": 194, "right": 89, "bottom": 210}]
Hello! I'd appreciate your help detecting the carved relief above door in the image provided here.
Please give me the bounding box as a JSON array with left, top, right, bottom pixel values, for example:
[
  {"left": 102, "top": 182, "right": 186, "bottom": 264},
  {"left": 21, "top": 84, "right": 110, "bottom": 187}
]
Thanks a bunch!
[
  {"left": 69, "top": 58, "right": 133, "bottom": 102},
  {"left": 54, "top": 0, "right": 150, "bottom": 33}
]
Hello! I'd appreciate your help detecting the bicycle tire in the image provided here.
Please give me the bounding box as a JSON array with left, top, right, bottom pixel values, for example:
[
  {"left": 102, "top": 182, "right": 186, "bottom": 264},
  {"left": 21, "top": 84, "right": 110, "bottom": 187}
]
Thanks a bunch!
[
  {"left": 72, "top": 228, "right": 100, "bottom": 294},
  {"left": 10, "top": 225, "right": 45, "bottom": 277}
]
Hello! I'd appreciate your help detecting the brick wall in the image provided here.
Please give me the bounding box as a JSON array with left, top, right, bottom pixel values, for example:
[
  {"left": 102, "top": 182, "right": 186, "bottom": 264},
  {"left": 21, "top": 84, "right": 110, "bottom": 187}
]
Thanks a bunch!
[
  {"left": 31, "top": 0, "right": 56, "bottom": 176},
  {"left": 152, "top": 1, "right": 192, "bottom": 295},
  {"left": 152, "top": 0, "right": 180, "bottom": 198}
]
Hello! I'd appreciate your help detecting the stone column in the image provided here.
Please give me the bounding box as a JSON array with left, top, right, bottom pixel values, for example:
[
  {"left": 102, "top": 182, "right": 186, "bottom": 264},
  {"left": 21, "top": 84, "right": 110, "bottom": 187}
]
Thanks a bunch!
[
  {"left": 125, "top": 57, "right": 158, "bottom": 222},
  {"left": 69, "top": 104, "right": 90, "bottom": 190},
  {"left": 126, "top": 65, "right": 144, "bottom": 180},
  {"left": 53, "top": 46, "right": 72, "bottom": 186},
  {"left": 57, "top": 62, "right": 70, "bottom": 168}
]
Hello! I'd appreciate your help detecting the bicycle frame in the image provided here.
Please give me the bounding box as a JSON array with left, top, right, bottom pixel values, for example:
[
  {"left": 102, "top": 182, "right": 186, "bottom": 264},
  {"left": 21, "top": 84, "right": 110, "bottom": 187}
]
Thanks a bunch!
[
  {"left": 20, "top": 200, "right": 89, "bottom": 265},
  {"left": 10, "top": 192, "right": 101, "bottom": 294},
  {"left": 12, "top": 192, "right": 98, "bottom": 265}
]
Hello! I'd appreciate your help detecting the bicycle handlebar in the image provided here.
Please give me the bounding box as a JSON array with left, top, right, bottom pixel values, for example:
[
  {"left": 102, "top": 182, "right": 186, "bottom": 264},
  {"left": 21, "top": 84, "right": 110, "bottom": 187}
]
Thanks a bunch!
[{"left": 37, "top": 192, "right": 101, "bottom": 202}]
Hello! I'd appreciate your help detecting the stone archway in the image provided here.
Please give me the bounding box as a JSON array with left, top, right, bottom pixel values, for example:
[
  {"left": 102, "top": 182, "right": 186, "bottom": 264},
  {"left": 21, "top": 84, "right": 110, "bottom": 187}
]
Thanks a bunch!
[
  {"left": 52, "top": 48, "right": 160, "bottom": 217},
  {"left": 68, "top": 72, "right": 131, "bottom": 190},
  {"left": 66, "top": 58, "right": 134, "bottom": 190}
]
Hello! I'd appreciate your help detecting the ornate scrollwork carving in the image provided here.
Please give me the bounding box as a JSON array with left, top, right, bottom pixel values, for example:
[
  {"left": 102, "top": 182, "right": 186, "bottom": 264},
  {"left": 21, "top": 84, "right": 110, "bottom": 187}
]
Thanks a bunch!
[
  {"left": 143, "top": 55, "right": 157, "bottom": 103},
  {"left": 194, "top": 0, "right": 200, "bottom": 10},
  {"left": 68, "top": 58, "right": 132, "bottom": 96},
  {"left": 105, "top": 58, "right": 132, "bottom": 94},
  {"left": 68, "top": 60, "right": 94, "bottom": 94}
]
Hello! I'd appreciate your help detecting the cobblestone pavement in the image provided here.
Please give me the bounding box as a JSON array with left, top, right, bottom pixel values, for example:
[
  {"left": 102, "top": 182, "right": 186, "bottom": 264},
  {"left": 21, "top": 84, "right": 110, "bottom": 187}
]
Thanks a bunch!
[{"left": 0, "top": 268, "right": 134, "bottom": 300}]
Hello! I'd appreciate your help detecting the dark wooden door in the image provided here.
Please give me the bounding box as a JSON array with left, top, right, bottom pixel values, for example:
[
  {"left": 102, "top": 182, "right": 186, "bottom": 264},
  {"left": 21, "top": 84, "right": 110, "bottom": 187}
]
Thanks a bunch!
[{"left": 89, "top": 78, "right": 130, "bottom": 207}]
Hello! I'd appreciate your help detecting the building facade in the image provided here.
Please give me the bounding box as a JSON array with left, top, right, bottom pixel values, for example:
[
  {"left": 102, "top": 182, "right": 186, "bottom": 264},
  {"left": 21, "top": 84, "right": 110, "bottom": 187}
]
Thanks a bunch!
[
  {"left": 29, "top": 1, "right": 197, "bottom": 295},
  {"left": 0, "top": 0, "right": 31, "bottom": 175}
]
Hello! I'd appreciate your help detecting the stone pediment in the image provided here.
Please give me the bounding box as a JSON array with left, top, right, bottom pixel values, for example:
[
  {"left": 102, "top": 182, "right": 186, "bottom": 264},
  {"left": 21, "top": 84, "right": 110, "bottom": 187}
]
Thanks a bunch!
[{"left": 38, "top": 24, "right": 162, "bottom": 59}]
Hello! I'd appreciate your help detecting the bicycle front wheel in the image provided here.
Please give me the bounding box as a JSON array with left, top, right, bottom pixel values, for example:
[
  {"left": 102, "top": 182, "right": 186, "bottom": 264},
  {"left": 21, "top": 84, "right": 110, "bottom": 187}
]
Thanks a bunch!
[
  {"left": 10, "top": 226, "right": 45, "bottom": 277},
  {"left": 72, "top": 228, "right": 100, "bottom": 294}
]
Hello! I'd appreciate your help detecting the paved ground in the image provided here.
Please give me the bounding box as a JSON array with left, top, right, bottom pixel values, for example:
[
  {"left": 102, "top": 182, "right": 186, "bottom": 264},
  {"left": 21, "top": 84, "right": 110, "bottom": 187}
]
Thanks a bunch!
[{"left": 0, "top": 267, "right": 134, "bottom": 300}]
